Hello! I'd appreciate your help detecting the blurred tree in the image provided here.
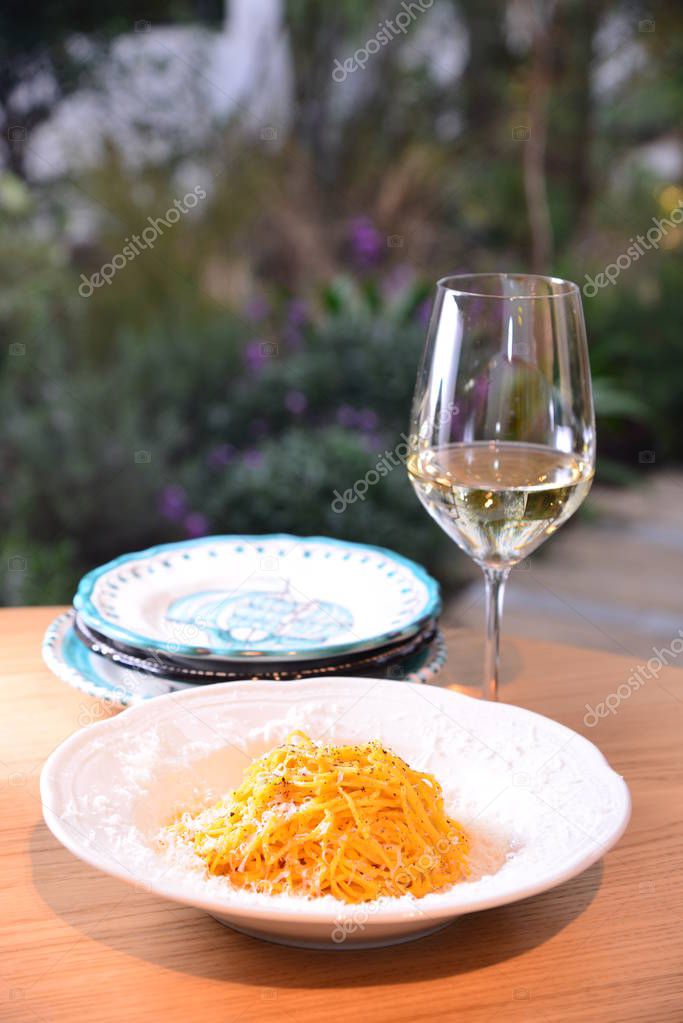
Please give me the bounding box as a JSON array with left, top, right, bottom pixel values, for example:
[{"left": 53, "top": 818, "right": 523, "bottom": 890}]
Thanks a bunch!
[
  {"left": 283, "top": 0, "right": 368, "bottom": 182},
  {"left": 458, "top": 0, "right": 515, "bottom": 152}
]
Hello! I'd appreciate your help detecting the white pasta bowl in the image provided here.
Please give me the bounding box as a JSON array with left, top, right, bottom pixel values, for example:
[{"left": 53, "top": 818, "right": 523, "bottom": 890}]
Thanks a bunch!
[{"left": 41, "top": 677, "right": 630, "bottom": 949}]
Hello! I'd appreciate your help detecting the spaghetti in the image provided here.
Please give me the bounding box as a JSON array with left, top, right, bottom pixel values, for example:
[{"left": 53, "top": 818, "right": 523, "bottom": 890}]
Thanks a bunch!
[{"left": 167, "top": 731, "right": 470, "bottom": 903}]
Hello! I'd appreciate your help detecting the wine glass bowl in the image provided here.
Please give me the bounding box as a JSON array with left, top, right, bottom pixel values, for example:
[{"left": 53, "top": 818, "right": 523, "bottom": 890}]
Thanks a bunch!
[{"left": 407, "top": 274, "right": 595, "bottom": 700}]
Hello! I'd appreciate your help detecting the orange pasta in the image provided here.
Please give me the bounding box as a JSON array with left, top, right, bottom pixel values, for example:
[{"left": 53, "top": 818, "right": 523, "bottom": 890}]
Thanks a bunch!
[{"left": 168, "top": 731, "right": 470, "bottom": 903}]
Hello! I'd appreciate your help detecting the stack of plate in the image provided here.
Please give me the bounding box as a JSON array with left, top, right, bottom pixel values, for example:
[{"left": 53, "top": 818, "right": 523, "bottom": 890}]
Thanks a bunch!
[{"left": 43, "top": 535, "right": 445, "bottom": 707}]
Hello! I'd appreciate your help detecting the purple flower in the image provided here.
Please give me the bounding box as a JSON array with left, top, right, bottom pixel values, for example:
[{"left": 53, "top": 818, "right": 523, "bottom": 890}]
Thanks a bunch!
[
  {"left": 243, "top": 340, "right": 268, "bottom": 374},
  {"left": 286, "top": 299, "right": 308, "bottom": 327},
  {"left": 281, "top": 300, "right": 308, "bottom": 349},
  {"left": 416, "top": 298, "right": 432, "bottom": 329},
  {"left": 185, "top": 511, "right": 209, "bottom": 538},
  {"left": 336, "top": 404, "right": 357, "bottom": 428},
  {"left": 357, "top": 408, "right": 379, "bottom": 432},
  {"left": 159, "top": 485, "right": 187, "bottom": 522},
  {"left": 207, "top": 444, "right": 235, "bottom": 469},
  {"left": 285, "top": 389, "right": 307, "bottom": 415},
  {"left": 243, "top": 449, "right": 264, "bottom": 469},
  {"left": 348, "top": 216, "right": 383, "bottom": 268}
]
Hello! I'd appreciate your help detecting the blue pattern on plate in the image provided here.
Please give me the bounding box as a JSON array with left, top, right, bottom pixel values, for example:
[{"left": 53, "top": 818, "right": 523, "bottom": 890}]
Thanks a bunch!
[{"left": 166, "top": 588, "right": 353, "bottom": 649}]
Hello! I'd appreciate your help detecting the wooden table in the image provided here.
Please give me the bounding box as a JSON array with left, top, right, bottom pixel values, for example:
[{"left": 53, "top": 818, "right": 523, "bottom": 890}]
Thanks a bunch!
[{"left": 2, "top": 607, "right": 682, "bottom": 1023}]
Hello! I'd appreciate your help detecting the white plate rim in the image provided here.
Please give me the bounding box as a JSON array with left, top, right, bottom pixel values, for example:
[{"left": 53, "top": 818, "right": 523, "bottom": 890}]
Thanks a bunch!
[{"left": 40, "top": 677, "right": 631, "bottom": 927}]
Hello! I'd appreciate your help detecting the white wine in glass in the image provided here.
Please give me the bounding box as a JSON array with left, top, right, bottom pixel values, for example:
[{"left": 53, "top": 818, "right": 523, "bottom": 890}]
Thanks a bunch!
[{"left": 407, "top": 275, "right": 595, "bottom": 700}]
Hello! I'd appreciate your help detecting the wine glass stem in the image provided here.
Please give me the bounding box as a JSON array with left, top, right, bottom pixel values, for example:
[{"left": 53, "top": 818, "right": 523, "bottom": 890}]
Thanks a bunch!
[{"left": 482, "top": 566, "right": 510, "bottom": 701}]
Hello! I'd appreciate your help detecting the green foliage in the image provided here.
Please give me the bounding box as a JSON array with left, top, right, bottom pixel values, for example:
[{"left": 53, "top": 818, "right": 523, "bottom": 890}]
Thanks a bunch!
[
  {"left": 0, "top": 181, "right": 670, "bottom": 606},
  {"left": 198, "top": 426, "right": 449, "bottom": 574},
  {"left": 0, "top": 245, "right": 455, "bottom": 602},
  {"left": 3, "top": 0, "right": 683, "bottom": 605},
  {"left": 0, "top": 536, "right": 77, "bottom": 606},
  {"left": 584, "top": 251, "right": 683, "bottom": 460}
]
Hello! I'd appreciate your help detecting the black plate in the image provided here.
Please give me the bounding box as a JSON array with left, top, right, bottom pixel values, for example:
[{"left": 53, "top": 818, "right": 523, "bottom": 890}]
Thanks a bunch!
[{"left": 74, "top": 614, "right": 438, "bottom": 683}]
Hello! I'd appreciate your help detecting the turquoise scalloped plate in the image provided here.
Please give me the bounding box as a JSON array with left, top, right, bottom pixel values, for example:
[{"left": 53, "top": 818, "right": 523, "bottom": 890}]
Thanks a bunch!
[{"left": 73, "top": 535, "right": 441, "bottom": 662}]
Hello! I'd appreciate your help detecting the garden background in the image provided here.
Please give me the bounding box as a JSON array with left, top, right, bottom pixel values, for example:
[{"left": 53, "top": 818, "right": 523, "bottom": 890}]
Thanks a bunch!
[{"left": 2, "top": 0, "right": 682, "bottom": 615}]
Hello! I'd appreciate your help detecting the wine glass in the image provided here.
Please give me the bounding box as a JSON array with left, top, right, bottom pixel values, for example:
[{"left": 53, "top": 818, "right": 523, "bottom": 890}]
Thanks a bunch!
[{"left": 407, "top": 274, "right": 595, "bottom": 700}]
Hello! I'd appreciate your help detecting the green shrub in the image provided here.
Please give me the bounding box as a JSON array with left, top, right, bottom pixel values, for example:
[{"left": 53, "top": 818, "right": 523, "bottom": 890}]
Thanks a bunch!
[{"left": 0, "top": 266, "right": 458, "bottom": 602}]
